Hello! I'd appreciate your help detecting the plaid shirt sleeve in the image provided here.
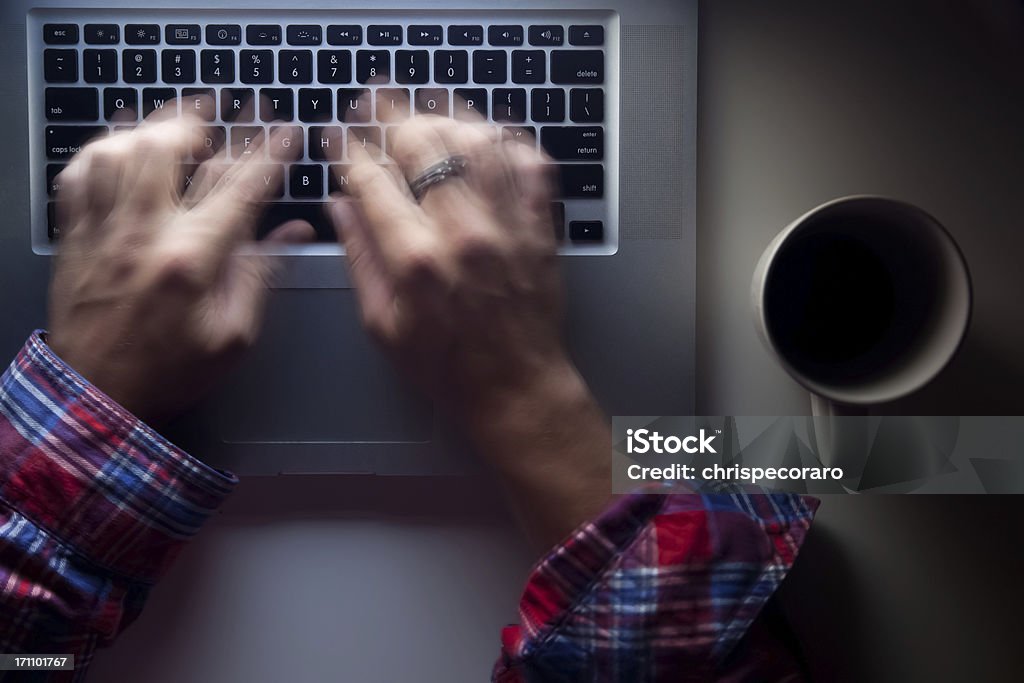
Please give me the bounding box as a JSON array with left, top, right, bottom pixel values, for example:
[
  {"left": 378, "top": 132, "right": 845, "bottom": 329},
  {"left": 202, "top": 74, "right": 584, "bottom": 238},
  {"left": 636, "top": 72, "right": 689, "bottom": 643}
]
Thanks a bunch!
[
  {"left": 493, "top": 489, "right": 819, "bottom": 682},
  {"left": 0, "top": 332, "right": 236, "bottom": 682}
]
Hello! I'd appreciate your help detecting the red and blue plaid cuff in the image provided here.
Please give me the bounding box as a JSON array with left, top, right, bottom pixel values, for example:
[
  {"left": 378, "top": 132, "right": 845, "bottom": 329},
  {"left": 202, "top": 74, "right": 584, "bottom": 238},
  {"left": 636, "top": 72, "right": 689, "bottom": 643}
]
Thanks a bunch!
[
  {"left": 0, "top": 331, "right": 237, "bottom": 583},
  {"left": 495, "top": 489, "right": 819, "bottom": 681}
]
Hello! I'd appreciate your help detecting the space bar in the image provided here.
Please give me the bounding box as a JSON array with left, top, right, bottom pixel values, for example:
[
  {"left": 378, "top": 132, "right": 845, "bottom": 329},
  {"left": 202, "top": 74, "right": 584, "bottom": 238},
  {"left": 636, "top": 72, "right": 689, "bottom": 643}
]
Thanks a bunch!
[{"left": 257, "top": 202, "right": 336, "bottom": 242}]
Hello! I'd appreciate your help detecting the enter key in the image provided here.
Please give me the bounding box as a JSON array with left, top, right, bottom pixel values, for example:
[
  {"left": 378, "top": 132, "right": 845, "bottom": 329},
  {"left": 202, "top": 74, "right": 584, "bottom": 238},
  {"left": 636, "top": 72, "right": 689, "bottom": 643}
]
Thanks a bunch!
[{"left": 540, "top": 126, "right": 604, "bottom": 161}]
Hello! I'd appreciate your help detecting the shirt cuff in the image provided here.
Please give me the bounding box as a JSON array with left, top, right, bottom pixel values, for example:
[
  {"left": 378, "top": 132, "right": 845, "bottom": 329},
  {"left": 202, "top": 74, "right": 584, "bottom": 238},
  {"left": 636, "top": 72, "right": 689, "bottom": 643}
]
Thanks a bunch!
[
  {"left": 0, "top": 331, "right": 237, "bottom": 583},
  {"left": 496, "top": 488, "right": 819, "bottom": 679}
]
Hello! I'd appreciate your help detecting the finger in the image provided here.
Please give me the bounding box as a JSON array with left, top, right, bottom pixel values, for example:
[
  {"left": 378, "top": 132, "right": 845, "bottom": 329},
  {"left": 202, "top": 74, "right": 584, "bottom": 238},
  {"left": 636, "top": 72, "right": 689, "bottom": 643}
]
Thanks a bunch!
[
  {"left": 57, "top": 128, "right": 132, "bottom": 236},
  {"left": 191, "top": 126, "right": 299, "bottom": 258},
  {"left": 263, "top": 219, "right": 317, "bottom": 244},
  {"left": 116, "top": 113, "right": 211, "bottom": 216},
  {"left": 329, "top": 199, "right": 397, "bottom": 340},
  {"left": 208, "top": 253, "right": 276, "bottom": 352},
  {"left": 344, "top": 134, "right": 436, "bottom": 271},
  {"left": 504, "top": 141, "right": 559, "bottom": 247}
]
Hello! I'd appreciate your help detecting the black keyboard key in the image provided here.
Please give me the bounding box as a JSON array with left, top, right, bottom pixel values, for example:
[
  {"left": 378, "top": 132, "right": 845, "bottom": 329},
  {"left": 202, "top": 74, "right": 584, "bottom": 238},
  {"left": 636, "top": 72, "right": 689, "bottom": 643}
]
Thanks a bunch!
[
  {"left": 367, "top": 25, "right": 402, "bottom": 46},
  {"left": 280, "top": 50, "right": 313, "bottom": 84},
  {"left": 551, "top": 202, "right": 565, "bottom": 240},
  {"left": 356, "top": 50, "right": 389, "bottom": 83},
  {"left": 83, "top": 49, "right": 117, "bottom": 83},
  {"left": 529, "top": 25, "right": 564, "bottom": 46},
  {"left": 47, "top": 164, "right": 68, "bottom": 196},
  {"left": 415, "top": 88, "right": 449, "bottom": 116},
  {"left": 328, "top": 164, "right": 350, "bottom": 193},
  {"left": 45, "top": 88, "right": 99, "bottom": 122},
  {"left": 512, "top": 50, "right": 545, "bottom": 84},
  {"left": 247, "top": 25, "right": 282, "bottom": 45},
  {"left": 489, "top": 25, "right": 524, "bottom": 46},
  {"left": 531, "top": 89, "right": 565, "bottom": 122},
  {"left": 247, "top": 164, "right": 286, "bottom": 199},
  {"left": 570, "top": 88, "right": 604, "bottom": 123},
  {"left": 435, "top": 51, "right": 468, "bottom": 84},
  {"left": 570, "top": 220, "right": 603, "bottom": 241},
  {"left": 240, "top": 50, "right": 274, "bottom": 84},
  {"left": 258, "top": 202, "right": 333, "bottom": 241},
  {"left": 473, "top": 51, "right": 506, "bottom": 84},
  {"left": 48, "top": 202, "right": 63, "bottom": 242},
  {"left": 221, "top": 88, "right": 255, "bottom": 122},
  {"left": 166, "top": 24, "right": 201, "bottom": 45},
  {"left": 83, "top": 24, "right": 118, "bottom": 45},
  {"left": 569, "top": 25, "right": 604, "bottom": 46},
  {"left": 308, "top": 126, "right": 344, "bottom": 161},
  {"left": 194, "top": 126, "right": 225, "bottom": 158},
  {"left": 556, "top": 164, "right": 603, "bottom": 198},
  {"left": 348, "top": 126, "right": 382, "bottom": 158},
  {"left": 449, "top": 25, "right": 483, "bottom": 46},
  {"left": 453, "top": 88, "right": 487, "bottom": 119},
  {"left": 338, "top": 88, "right": 371, "bottom": 123},
  {"left": 290, "top": 165, "right": 324, "bottom": 198},
  {"left": 125, "top": 24, "right": 160, "bottom": 45},
  {"left": 162, "top": 50, "right": 197, "bottom": 84},
  {"left": 123, "top": 50, "right": 157, "bottom": 83},
  {"left": 317, "top": 50, "right": 352, "bottom": 84},
  {"left": 44, "top": 49, "right": 77, "bottom": 83},
  {"left": 260, "top": 88, "right": 294, "bottom": 121},
  {"left": 327, "top": 25, "right": 362, "bottom": 46},
  {"left": 182, "top": 88, "right": 216, "bottom": 121},
  {"left": 396, "top": 50, "right": 429, "bottom": 85},
  {"left": 551, "top": 50, "right": 604, "bottom": 84},
  {"left": 104, "top": 87, "right": 138, "bottom": 120},
  {"left": 230, "top": 126, "right": 264, "bottom": 158},
  {"left": 503, "top": 125, "right": 536, "bottom": 147},
  {"left": 298, "top": 88, "right": 333, "bottom": 122},
  {"left": 408, "top": 25, "right": 443, "bottom": 46},
  {"left": 492, "top": 88, "right": 526, "bottom": 122},
  {"left": 46, "top": 125, "right": 106, "bottom": 160},
  {"left": 287, "top": 25, "right": 323, "bottom": 46},
  {"left": 201, "top": 49, "right": 235, "bottom": 83},
  {"left": 377, "top": 88, "right": 411, "bottom": 119},
  {"left": 44, "top": 24, "right": 78, "bottom": 45},
  {"left": 541, "top": 126, "right": 603, "bottom": 161},
  {"left": 142, "top": 88, "right": 176, "bottom": 117},
  {"left": 207, "top": 24, "right": 242, "bottom": 45},
  {"left": 269, "top": 126, "right": 303, "bottom": 158}
]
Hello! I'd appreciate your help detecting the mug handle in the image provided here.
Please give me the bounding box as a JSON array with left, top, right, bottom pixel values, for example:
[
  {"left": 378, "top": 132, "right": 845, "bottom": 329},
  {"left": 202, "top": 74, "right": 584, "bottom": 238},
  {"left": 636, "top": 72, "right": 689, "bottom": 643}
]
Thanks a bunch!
[{"left": 809, "top": 393, "right": 871, "bottom": 481}]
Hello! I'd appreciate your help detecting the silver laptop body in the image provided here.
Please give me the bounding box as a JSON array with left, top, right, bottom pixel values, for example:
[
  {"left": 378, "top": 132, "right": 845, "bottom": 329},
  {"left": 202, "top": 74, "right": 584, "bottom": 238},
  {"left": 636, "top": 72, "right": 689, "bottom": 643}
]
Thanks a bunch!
[{"left": 0, "top": 0, "right": 696, "bottom": 475}]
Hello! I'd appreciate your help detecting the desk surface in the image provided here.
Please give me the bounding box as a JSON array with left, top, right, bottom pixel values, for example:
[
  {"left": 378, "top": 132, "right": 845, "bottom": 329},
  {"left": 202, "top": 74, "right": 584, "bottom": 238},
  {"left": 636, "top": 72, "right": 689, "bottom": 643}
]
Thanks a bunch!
[{"left": 91, "top": 1, "right": 1024, "bottom": 681}]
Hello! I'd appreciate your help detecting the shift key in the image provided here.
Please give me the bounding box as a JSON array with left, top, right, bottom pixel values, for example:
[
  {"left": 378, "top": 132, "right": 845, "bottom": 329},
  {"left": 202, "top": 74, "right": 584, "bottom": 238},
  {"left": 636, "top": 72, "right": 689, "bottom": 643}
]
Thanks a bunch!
[
  {"left": 556, "top": 164, "right": 603, "bottom": 198},
  {"left": 46, "top": 125, "right": 106, "bottom": 160}
]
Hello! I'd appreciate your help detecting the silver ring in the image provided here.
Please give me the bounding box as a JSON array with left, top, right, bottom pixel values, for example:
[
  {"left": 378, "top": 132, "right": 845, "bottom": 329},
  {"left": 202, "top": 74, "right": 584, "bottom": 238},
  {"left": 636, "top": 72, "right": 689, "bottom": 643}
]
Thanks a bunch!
[{"left": 408, "top": 155, "right": 468, "bottom": 201}]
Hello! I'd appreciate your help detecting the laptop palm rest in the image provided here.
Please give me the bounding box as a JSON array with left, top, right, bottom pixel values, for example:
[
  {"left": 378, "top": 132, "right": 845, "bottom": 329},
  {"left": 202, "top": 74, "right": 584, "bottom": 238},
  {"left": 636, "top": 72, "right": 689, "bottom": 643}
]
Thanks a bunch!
[{"left": 202, "top": 289, "right": 433, "bottom": 445}]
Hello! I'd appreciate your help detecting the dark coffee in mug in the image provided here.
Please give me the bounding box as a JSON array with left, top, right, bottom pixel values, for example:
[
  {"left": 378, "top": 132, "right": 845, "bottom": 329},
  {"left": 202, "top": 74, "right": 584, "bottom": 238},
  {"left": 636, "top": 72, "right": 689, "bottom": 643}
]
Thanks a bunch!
[{"left": 754, "top": 198, "right": 971, "bottom": 403}]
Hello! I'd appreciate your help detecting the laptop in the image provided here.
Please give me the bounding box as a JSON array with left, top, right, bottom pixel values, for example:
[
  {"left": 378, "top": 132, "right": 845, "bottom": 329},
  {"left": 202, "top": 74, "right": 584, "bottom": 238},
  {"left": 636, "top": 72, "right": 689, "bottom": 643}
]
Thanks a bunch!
[{"left": 0, "top": 0, "right": 697, "bottom": 475}]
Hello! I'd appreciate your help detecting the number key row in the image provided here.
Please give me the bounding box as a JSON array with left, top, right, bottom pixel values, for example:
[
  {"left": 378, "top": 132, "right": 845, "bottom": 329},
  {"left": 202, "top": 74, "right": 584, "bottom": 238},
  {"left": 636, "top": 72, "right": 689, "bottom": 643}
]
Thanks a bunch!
[{"left": 46, "top": 48, "right": 603, "bottom": 85}]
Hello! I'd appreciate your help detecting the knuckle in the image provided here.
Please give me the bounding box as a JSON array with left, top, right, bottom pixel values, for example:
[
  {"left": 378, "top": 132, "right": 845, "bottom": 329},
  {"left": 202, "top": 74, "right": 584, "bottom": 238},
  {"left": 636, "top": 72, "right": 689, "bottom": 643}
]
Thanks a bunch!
[
  {"left": 395, "top": 242, "right": 443, "bottom": 286},
  {"left": 152, "top": 244, "right": 205, "bottom": 289},
  {"left": 452, "top": 232, "right": 502, "bottom": 268}
]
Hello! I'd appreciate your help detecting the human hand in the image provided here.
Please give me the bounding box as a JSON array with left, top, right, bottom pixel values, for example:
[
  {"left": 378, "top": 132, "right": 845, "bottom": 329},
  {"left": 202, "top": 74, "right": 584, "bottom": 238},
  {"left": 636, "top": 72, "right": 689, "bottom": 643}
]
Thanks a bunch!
[
  {"left": 331, "top": 106, "right": 569, "bottom": 421},
  {"left": 47, "top": 103, "right": 311, "bottom": 425}
]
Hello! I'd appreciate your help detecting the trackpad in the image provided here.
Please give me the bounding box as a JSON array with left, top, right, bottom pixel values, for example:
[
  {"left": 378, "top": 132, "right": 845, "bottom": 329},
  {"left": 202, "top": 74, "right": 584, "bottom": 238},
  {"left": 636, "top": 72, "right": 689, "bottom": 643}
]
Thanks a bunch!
[{"left": 208, "top": 289, "right": 433, "bottom": 443}]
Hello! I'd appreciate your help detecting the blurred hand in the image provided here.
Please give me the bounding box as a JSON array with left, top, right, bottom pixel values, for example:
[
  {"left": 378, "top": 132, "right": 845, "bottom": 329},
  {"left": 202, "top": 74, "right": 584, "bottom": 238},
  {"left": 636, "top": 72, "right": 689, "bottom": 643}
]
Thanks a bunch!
[
  {"left": 331, "top": 106, "right": 611, "bottom": 548},
  {"left": 48, "top": 104, "right": 311, "bottom": 424},
  {"left": 332, "top": 111, "right": 568, "bottom": 419}
]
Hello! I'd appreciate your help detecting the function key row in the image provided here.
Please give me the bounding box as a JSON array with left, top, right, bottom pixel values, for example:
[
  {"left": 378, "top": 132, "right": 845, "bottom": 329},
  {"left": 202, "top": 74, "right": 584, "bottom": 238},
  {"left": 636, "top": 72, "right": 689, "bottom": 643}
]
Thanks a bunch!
[{"left": 44, "top": 23, "right": 604, "bottom": 47}]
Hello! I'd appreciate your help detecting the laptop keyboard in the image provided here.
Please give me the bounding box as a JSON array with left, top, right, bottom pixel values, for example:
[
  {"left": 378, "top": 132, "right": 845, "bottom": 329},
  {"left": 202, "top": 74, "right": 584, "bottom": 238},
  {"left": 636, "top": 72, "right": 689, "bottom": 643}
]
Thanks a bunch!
[{"left": 30, "top": 11, "right": 618, "bottom": 255}]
